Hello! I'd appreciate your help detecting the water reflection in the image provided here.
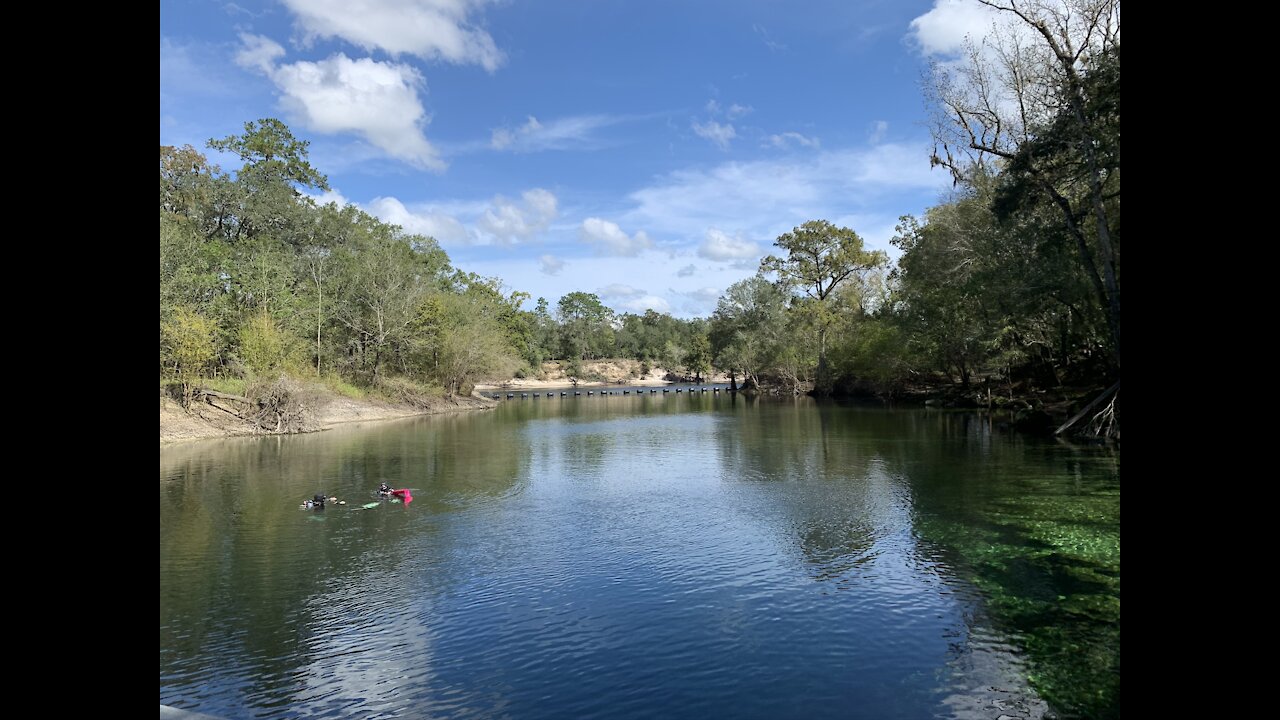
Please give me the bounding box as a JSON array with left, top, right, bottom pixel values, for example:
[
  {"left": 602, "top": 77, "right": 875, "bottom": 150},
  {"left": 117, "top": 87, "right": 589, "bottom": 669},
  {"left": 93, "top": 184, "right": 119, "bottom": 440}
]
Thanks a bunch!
[
  {"left": 161, "top": 397, "right": 1118, "bottom": 719},
  {"left": 160, "top": 414, "right": 530, "bottom": 717}
]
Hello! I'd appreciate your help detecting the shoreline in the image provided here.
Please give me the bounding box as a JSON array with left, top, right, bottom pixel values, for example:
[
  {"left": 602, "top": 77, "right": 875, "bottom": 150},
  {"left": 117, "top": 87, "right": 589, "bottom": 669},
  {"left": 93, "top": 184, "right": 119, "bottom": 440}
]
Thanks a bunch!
[
  {"left": 475, "top": 359, "right": 730, "bottom": 393},
  {"left": 474, "top": 376, "right": 729, "bottom": 391},
  {"left": 160, "top": 392, "right": 495, "bottom": 447}
]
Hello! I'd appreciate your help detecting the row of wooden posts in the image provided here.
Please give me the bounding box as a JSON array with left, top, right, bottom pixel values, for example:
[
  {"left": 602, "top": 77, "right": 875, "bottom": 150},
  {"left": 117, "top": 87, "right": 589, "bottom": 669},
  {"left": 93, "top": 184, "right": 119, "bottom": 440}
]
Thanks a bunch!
[{"left": 494, "top": 387, "right": 732, "bottom": 399}]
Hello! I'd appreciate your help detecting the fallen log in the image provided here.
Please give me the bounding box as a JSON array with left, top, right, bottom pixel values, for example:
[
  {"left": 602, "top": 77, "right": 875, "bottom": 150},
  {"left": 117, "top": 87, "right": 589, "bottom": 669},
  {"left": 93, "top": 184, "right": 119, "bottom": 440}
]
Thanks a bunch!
[{"left": 1055, "top": 380, "right": 1121, "bottom": 437}]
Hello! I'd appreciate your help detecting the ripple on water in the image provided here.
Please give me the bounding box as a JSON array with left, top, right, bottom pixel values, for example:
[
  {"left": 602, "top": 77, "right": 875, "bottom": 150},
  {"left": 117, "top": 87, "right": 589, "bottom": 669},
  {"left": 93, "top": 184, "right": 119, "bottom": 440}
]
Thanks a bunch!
[{"left": 161, "top": 403, "right": 1118, "bottom": 719}]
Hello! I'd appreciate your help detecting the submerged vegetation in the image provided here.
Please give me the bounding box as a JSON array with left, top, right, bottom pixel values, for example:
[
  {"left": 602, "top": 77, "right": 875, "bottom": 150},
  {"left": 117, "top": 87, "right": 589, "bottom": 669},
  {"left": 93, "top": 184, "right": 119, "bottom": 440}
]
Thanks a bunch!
[{"left": 910, "top": 437, "right": 1120, "bottom": 718}]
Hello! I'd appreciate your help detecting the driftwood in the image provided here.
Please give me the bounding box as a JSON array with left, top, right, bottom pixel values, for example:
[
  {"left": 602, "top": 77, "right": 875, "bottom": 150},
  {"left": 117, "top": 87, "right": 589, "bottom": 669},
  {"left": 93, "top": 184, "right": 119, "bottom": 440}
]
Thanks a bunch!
[
  {"left": 1055, "top": 380, "right": 1121, "bottom": 437},
  {"left": 195, "top": 378, "right": 316, "bottom": 434},
  {"left": 196, "top": 389, "right": 257, "bottom": 419},
  {"left": 199, "top": 394, "right": 249, "bottom": 419},
  {"left": 199, "top": 389, "right": 254, "bottom": 404}
]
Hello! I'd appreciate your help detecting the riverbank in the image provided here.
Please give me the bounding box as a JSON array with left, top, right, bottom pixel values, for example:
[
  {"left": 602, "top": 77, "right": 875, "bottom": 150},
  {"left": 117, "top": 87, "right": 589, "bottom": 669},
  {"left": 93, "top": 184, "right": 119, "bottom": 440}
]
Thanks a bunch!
[
  {"left": 476, "top": 359, "right": 729, "bottom": 392},
  {"left": 160, "top": 387, "right": 495, "bottom": 445}
]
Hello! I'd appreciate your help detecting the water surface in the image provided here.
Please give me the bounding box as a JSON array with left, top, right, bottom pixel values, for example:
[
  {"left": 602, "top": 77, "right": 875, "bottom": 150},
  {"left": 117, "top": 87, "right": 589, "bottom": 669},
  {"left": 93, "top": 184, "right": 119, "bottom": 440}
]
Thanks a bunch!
[{"left": 160, "top": 393, "right": 1119, "bottom": 718}]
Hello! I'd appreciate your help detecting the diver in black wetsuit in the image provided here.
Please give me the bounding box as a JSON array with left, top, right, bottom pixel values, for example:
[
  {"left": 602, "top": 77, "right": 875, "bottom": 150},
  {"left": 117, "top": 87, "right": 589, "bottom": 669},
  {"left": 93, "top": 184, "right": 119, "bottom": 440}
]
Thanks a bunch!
[
  {"left": 378, "top": 483, "right": 393, "bottom": 497},
  {"left": 303, "top": 493, "right": 326, "bottom": 509}
]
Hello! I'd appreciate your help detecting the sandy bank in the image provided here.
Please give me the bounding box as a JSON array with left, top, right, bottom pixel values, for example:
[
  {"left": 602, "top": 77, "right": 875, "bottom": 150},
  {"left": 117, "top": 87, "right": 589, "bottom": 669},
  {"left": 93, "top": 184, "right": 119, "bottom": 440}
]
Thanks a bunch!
[
  {"left": 476, "top": 359, "right": 729, "bottom": 391},
  {"left": 160, "top": 389, "right": 494, "bottom": 446}
]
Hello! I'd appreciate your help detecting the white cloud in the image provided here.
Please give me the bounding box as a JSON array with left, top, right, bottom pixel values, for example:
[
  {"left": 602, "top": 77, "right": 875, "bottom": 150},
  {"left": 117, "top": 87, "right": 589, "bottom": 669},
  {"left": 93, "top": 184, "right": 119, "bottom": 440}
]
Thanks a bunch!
[
  {"left": 621, "top": 142, "right": 950, "bottom": 258},
  {"left": 223, "top": 3, "right": 261, "bottom": 18},
  {"left": 599, "top": 283, "right": 645, "bottom": 299},
  {"left": 366, "top": 196, "right": 472, "bottom": 244},
  {"left": 233, "top": 33, "right": 285, "bottom": 75},
  {"left": 677, "top": 264, "right": 698, "bottom": 278},
  {"left": 869, "top": 120, "right": 889, "bottom": 144},
  {"left": 489, "top": 114, "right": 618, "bottom": 152},
  {"left": 281, "top": 0, "right": 504, "bottom": 71},
  {"left": 478, "top": 188, "right": 559, "bottom": 243},
  {"left": 753, "top": 23, "right": 787, "bottom": 52},
  {"left": 684, "top": 287, "right": 722, "bottom": 303},
  {"left": 459, "top": 252, "right": 762, "bottom": 320},
  {"left": 698, "top": 229, "right": 761, "bottom": 262},
  {"left": 908, "top": 1, "right": 1107, "bottom": 150},
  {"left": 727, "top": 103, "right": 753, "bottom": 119},
  {"left": 677, "top": 287, "right": 723, "bottom": 314},
  {"left": 579, "top": 218, "right": 654, "bottom": 257},
  {"left": 705, "top": 99, "right": 721, "bottom": 114},
  {"left": 908, "top": 0, "right": 1000, "bottom": 56},
  {"left": 306, "top": 189, "right": 352, "bottom": 207},
  {"left": 597, "top": 283, "right": 669, "bottom": 314},
  {"left": 538, "top": 254, "right": 565, "bottom": 276},
  {"left": 491, "top": 116, "right": 540, "bottom": 149},
  {"left": 764, "top": 132, "right": 821, "bottom": 150},
  {"left": 490, "top": 127, "right": 516, "bottom": 149},
  {"left": 692, "top": 120, "right": 736, "bottom": 150},
  {"left": 237, "top": 36, "right": 444, "bottom": 170},
  {"left": 339, "top": 188, "right": 556, "bottom": 246},
  {"left": 618, "top": 295, "right": 672, "bottom": 314}
]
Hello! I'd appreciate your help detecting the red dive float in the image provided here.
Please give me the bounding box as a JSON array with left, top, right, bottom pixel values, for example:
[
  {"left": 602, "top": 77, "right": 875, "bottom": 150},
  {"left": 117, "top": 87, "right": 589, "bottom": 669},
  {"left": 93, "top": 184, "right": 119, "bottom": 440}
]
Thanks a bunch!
[{"left": 391, "top": 488, "right": 413, "bottom": 504}]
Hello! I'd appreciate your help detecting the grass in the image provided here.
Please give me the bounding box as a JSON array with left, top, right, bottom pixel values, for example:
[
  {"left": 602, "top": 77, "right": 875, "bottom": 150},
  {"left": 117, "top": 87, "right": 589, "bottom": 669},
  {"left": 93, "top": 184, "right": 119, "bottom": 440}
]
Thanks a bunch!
[
  {"left": 200, "top": 376, "right": 248, "bottom": 396},
  {"left": 321, "top": 374, "right": 365, "bottom": 399},
  {"left": 165, "top": 369, "right": 455, "bottom": 406},
  {"left": 372, "top": 375, "right": 445, "bottom": 407}
]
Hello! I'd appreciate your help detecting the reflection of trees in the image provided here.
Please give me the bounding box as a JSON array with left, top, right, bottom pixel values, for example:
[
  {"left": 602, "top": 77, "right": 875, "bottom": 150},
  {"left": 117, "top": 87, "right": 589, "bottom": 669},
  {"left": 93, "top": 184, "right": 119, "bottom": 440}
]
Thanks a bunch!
[
  {"left": 854, "top": 409, "right": 1120, "bottom": 720},
  {"left": 502, "top": 393, "right": 734, "bottom": 477},
  {"left": 163, "top": 400, "right": 1119, "bottom": 719},
  {"left": 712, "top": 398, "right": 900, "bottom": 581},
  {"left": 710, "top": 402, "right": 1120, "bottom": 719},
  {"left": 160, "top": 412, "right": 528, "bottom": 713}
]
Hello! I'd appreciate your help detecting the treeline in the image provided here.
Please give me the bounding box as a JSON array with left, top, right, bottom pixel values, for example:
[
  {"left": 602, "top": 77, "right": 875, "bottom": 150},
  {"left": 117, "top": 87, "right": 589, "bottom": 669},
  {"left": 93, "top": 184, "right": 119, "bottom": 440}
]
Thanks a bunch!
[
  {"left": 160, "top": 125, "right": 710, "bottom": 404},
  {"left": 712, "top": 1, "right": 1119, "bottom": 429}
]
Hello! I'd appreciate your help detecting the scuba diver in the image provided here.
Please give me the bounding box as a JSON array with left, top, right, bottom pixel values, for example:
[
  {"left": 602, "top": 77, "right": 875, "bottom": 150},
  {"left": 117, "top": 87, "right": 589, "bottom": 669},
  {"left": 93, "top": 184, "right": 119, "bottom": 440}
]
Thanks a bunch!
[
  {"left": 378, "top": 482, "right": 393, "bottom": 497},
  {"left": 302, "top": 493, "right": 326, "bottom": 509}
]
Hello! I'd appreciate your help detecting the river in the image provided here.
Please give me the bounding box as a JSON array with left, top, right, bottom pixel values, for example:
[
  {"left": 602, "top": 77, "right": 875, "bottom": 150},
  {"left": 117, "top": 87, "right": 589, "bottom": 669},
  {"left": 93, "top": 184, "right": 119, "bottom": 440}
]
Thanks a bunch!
[{"left": 160, "top": 391, "right": 1119, "bottom": 719}]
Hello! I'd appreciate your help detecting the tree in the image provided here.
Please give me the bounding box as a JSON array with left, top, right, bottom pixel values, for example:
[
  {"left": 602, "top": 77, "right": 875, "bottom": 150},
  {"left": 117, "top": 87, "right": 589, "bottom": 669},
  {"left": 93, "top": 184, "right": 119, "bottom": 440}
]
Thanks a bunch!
[
  {"left": 927, "top": 0, "right": 1120, "bottom": 366},
  {"left": 686, "top": 330, "right": 711, "bottom": 383},
  {"left": 557, "top": 292, "right": 614, "bottom": 361},
  {"left": 160, "top": 145, "right": 221, "bottom": 221},
  {"left": 208, "top": 118, "right": 329, "bottom": 191},
  {"left": 454, "top": 273, "right": 539, "bottom": 369},
  {"left": 162, "top": 307, "right": 219, "bottom": 406},
  {"left": 329, "top": 217, "right": 446, "bottom": 382},
  {"left": 892, "top": 213, "right": 992, "bottom": 387},
  {"left": 160, "top": 211, "right": 224, "bottom": 316},
  {"left": 709, "top": 276, "right": 789, "bottom": 390},
  {"left": 532, "top": 297, "right": 558, "bottom": 365},
  {"left": 238, "top": 310, "right": 297, "bottom": 375},
  {"left": 760, "top": 220, "right": 887, "bottom": 393},
  {"left": 413, "top": 293, "right": 521, "bottom": 395}
]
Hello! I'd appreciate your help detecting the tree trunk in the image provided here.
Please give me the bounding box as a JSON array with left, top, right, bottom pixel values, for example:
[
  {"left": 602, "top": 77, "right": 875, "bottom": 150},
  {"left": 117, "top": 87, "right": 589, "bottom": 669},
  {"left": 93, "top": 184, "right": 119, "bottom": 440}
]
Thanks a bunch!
[
  {"left": 315, "top": 271, "right": 322, "bottom": 376},
  {"left": 1044, "top": 186, "right": 1120, "bottom": 368},
  {"left": 816, "top": 326, "right": 829, "bottom": 394}
]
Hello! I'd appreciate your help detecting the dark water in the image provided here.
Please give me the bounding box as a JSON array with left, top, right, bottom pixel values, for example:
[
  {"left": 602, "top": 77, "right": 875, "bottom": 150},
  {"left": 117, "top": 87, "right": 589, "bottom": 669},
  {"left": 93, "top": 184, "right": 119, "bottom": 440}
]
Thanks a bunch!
[{"left": 160, "top": 393, "right": 1120, "bottom": 719}]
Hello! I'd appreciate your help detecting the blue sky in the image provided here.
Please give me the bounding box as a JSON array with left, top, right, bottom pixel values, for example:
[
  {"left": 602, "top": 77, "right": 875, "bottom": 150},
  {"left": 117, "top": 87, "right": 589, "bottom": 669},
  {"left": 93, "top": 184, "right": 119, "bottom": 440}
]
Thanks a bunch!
[{"left": 160, "top": 0, "right": 986, "bottom": 317}]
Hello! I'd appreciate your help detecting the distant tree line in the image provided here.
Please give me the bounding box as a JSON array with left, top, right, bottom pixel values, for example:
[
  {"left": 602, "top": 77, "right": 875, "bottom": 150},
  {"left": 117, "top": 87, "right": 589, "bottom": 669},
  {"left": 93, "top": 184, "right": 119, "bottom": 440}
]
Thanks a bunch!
[{"left": 160, "top": 124, "right": 710, "bottom": 402}]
